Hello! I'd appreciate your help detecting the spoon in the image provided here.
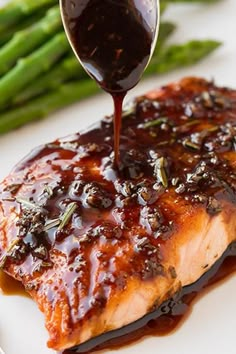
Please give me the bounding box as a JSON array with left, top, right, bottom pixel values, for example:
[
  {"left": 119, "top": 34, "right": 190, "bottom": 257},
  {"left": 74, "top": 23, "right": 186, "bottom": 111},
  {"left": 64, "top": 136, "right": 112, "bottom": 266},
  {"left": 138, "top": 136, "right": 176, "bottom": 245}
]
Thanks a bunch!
[
  {"left": 60, "top": 0, "right": 160, "bottom": 166},
  {"left": 0, "top": 347, "right": 5, "bottom": 354}
]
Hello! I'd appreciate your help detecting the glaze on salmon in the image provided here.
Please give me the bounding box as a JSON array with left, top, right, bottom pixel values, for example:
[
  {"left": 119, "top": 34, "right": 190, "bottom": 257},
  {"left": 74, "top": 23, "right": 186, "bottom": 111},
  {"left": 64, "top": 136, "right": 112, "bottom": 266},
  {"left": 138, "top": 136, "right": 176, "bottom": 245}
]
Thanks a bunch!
[{"left": 0, "top": 77, "right": 235, "bottom": 351}]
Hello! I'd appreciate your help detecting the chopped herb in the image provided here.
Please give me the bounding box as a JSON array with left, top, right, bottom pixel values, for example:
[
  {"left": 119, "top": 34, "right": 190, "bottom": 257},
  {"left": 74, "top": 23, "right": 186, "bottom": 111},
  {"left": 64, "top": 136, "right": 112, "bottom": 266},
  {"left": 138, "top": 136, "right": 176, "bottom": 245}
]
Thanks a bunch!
[
  {"left": 44, "top": 185, "right": 53, "bottom": 197},
  {"left": 41, "top": 261, "right": 53, "bottom": 268},
  {"left": 33, "top": 245, "right": 48, "bottom": 260},
  {"left": 122, "top": 105, "right": 135, "bottom": 118},
  {"left": 16, "top": 197, "right": 41, "bottom": 210},
  {"left": 58, "top": 202, "right": 77, "bottom": 231},
  {"left": 3, "top": 184, "right": 21, "bottom": 194},
  {"left": 183, "top": 140, "right": 201, "bottom": 151},
  {"left": 207, "top": 197, "right": 222, "bottom": 215},
  {"left": 0, "top": 238, "right": 20, "bottom": 270},
  {"left": 175, "top": 183, "right": 186, "bottom": 194},
  {"left": 157, "top": 140, "right": 169, "bottom": 146},
  {"left": 143, "top": 117, "right": 168, "bottom": 129},
  {"left": 171, "top": 177, "right": 179, "bottom": 186},
  {"left": 184, "top": 103, "right": 198, "bottom": 117},
  {"left": 173, "top": 119, "right": 200, "bottom": 133},
  {"left": 2, "top": 197, "right": 15, "bottom": 202},
  {"left": 206, "top": 126, "right": 219, "bottom": 133},
  {"left": 154, "top": 157, "right": 168, "bottom": 188},
  {"left": 44, "top": 218, "right": 60, "bottom": 231},
  {"left": 184, "top": 120, "right": 200, "bottom": 127},
  {"left": 33, "top": 261, "right": 53, "bottom": 274},
  {"left": 201, "top": 91, "right": 214, "bottom": 108}
]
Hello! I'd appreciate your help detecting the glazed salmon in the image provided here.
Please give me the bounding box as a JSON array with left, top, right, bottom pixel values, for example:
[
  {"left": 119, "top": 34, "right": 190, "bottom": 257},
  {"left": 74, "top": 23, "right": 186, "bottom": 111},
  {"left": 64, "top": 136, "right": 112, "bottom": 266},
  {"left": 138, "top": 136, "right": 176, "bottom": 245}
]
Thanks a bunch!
[{"left": 0, "top": 77, "right": 235, "bottom": 352}]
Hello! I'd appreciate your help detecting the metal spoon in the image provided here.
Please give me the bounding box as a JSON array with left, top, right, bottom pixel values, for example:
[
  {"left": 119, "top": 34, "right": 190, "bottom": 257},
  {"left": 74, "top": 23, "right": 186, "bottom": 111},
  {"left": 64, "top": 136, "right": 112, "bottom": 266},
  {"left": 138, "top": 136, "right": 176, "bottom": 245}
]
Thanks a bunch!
[{"left": 59, "top": 0, "right": 160, "bottom": 92}]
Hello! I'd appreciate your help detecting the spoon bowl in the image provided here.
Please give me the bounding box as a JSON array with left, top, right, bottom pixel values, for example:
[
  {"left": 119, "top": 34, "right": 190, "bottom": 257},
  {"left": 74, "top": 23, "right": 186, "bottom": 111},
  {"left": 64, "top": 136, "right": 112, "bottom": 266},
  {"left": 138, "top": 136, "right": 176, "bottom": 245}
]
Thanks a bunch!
[{"left": 60, "top": 0, "right": 160, "bottom": 93}]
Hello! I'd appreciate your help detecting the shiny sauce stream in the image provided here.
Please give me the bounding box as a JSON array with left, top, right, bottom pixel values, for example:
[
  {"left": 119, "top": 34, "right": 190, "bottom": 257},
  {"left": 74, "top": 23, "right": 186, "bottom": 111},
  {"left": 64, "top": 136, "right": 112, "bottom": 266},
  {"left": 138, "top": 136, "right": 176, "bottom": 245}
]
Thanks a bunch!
[{"left": 61, "top": 0, "right": 158, "bottom": 165}]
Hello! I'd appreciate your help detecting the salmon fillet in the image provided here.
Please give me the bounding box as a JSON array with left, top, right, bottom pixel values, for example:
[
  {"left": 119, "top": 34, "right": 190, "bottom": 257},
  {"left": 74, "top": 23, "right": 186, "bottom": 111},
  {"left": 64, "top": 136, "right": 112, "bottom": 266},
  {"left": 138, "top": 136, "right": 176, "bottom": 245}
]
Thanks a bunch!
[{"left": 0, "top": 77, "right": 235, "bottom": 351}]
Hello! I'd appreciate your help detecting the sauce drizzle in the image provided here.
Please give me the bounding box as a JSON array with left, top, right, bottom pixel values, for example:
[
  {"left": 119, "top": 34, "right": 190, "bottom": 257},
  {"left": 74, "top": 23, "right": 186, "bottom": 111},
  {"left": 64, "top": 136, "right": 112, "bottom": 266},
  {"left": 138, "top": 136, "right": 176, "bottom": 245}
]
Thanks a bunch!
[
  {"left": 112, "top": 93, "right": 126, "bottom": 167},
  {"left": 61, "top": 0, "right": 158, "bottom": 165}
]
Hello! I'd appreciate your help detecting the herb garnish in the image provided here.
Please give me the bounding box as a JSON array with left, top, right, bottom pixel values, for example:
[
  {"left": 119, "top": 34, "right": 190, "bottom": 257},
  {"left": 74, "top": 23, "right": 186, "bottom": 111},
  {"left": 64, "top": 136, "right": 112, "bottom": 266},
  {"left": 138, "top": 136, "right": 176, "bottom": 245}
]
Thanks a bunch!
[
  {"left": 154, "top": 157, "right": 168, "bottom": 188},
  {"left": 44, "top": 185, "right": 53, "bottom": 197},
  {"left": 16, "top": 197, "right": 42, "bottom": 210},
  {"left": 0, "top": 238, "right": 20, "bottom": 270},
  {"left": 173, "top": 119, "right": 200, "bottom": 133},
  {"left": 58, "top": 202, "right": 77, "bottom": 231},
  {"left": 44, "top": 218, "right": 60, "bottom": 231},
  {"left": 122, "top": 105, "right": 135, "bottom": 118},
  {"left": 206, "top": 126, "right": 219, "bottom": 133},
  {"left": 183, "top": 140, "right": 201, "bottom": 151},
  {"left": 143, "top": 117, "right": 168, "bottom": 129}
]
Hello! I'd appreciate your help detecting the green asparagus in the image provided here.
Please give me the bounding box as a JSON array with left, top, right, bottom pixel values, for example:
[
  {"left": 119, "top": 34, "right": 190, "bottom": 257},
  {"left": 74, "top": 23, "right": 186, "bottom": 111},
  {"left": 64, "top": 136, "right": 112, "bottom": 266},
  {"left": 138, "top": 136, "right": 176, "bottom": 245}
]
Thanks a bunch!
[
  {"left": 0, "top": 0, "right": 221, "bottom": 36},
  {"left": 0, "top": 39, "right": 222, "bottom": 134},
  {"left": 0, "top": 0, "right": 218, "bottom": 36},
  {"left": 0, "top": 32, "right": 70, "bottom": 108},
  {"left": 160, "top": 0, "right": 220, "bottom": 12},
  {"left": 0, "top": 9, "right": 47, "bottom": 46},
  {"left": 13, "top": 55, "right": 85, "bottom": 104},
  {"left": 147, "top": 40, "right": 221, "bottom": 74},
  {"left": 0, "top": 80, "right": 99, "bottom": 134},
  {"left": 156, "top": 22, "right": 176, "bottom": 50},
  {"left": 13, "top": 22, "right": 176, "bottom": 104},
  {"left": 160, "top": 2, "right": 169, "bottom": 14},
  {"left": 0, "top": 6, "right": 62, "bottom": 75},
  {"left": 0, "top": 0, "right": 224, "bottom": 135},
  {"left": 0, "top": 0, "right": 57, "bottom": 33},
  {"left": 170, "top": 0, "right": 220, "bottom": 2}
]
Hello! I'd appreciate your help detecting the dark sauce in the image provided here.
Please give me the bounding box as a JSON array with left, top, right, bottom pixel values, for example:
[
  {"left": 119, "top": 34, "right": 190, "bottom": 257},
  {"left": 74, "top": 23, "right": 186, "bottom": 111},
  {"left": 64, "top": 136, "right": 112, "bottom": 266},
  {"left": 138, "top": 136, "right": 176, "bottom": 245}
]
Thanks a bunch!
[
  {"left": 0, "top": 271, "right": 28, "bottom": 297},
  {"left": 61, "top": 0, "right": 158, "bottom": 165},
  {"left": 61, "top": 243, "right": 236, "bottom": 354},
  {"left": 0, "top": 79, "right": 235, "bottom": 353},
  {"left": 1, "top": 246, "right": 235, "bottom": 353}
]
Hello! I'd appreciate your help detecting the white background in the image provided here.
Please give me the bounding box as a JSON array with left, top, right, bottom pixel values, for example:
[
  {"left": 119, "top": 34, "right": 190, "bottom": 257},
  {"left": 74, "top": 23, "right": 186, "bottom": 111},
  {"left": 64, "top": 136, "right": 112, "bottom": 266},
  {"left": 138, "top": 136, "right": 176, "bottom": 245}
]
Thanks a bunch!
[{"left": 0, "top": 1, "right": 235, "bottom": 354}]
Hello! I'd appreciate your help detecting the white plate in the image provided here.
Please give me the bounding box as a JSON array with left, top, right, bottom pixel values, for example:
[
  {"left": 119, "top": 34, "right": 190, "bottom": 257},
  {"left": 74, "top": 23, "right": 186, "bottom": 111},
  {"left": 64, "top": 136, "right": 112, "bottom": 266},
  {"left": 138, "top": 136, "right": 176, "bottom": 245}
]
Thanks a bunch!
[{"left": 0, "top": 1, "right": 236, "bottom": 354}]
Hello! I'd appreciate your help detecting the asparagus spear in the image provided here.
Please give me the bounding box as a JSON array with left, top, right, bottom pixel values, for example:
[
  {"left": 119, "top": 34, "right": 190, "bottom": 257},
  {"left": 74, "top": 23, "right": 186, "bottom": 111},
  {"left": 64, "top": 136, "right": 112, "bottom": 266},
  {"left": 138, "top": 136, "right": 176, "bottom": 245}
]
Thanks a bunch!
[
  {"left": 0, "top": 6, "right": 62, "bottom": 76},
  {"left": 146, "top": 39, "right": 221, "bottom": 75},
  {"left": 0, "top": 0, "right": 57, "bottom": 33},
  {"left": 156, "top": 22, "right": 176, "bottom": 50},
  {"left": 170, "top": 0, "right": 220, "bottom": 2},
  {"left": 0, "top": 0, "right": 218, "bottom": 37},
  {"left": 0, "top": 80, "right": 99, "bottom": 134},
  {"left": 0, "top": 39, "right": 221, "bottom": 134},
  {"left": 159, "top": 0, "right": 220, "bottom": 13},
  {"left": 160, "top": 2, "right": 169, "bottom": 14},
  {"left": 0, "top": 32, "right": 70, "bottom": 108},
  {"left": 13, "top": 55, "right": 85, "bottom": 104},
  {"left": 0, "top": 9, "right": 47, "bottom": 47},
  {"left": 0, "top": 0, "right": 220, "bottom": 36},
  {"left": 13, "top": 22, "right": 176, "bottom": 104}
]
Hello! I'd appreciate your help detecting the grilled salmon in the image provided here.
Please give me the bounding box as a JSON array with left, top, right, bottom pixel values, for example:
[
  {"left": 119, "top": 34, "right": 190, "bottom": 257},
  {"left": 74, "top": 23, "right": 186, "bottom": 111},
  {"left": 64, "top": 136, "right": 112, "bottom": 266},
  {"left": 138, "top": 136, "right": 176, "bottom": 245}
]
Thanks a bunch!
[{"left": 0, "top": 77, "right": 235, "bottom": 352}]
